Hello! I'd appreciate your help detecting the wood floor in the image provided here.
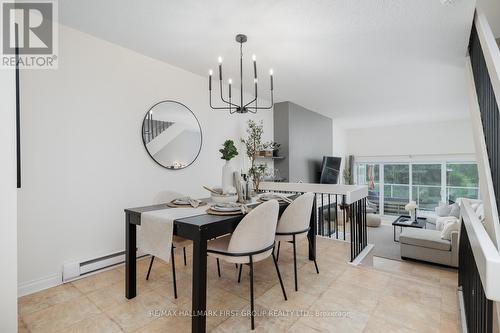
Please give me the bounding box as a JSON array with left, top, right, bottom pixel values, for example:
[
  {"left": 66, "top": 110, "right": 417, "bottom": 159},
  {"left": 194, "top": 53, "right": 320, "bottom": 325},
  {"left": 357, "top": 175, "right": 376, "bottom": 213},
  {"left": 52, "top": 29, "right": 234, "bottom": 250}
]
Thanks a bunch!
[{"left": 18, "top": 237, "right": 460, "bottom": 332}]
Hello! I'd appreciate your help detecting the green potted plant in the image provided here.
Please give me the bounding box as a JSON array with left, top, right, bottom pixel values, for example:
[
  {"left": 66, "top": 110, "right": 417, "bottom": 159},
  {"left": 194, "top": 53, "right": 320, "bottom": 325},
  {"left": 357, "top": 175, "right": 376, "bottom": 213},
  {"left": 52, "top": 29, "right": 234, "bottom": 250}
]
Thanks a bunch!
[
  {"left": 219, "top": 140, "right": 238, "bottom": 193},
  {"left": 343, "top": 168, "right": 352, "bottom": 185},
  {"left": 241, "top": 120, "right": 276, "bottom": 192}
]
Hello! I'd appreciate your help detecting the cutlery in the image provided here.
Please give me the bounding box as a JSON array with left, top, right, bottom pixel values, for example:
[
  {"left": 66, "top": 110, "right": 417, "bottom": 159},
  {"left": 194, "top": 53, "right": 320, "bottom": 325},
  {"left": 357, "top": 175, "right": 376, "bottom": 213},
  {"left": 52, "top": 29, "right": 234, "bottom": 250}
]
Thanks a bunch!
[{"left": 203, "top": 186, "right": 223, "bottom": 195}]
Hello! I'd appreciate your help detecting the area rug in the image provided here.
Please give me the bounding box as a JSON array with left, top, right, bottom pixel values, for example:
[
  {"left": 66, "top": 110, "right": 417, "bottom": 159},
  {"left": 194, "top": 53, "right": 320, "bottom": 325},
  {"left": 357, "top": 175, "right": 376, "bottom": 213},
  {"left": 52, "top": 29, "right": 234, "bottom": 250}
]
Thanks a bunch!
[
  {"left": 367, "top": 222, "right": 436, "bottom": 261},
  {"left": 367, "top": 224, "right": 402, "bottom": 261}
]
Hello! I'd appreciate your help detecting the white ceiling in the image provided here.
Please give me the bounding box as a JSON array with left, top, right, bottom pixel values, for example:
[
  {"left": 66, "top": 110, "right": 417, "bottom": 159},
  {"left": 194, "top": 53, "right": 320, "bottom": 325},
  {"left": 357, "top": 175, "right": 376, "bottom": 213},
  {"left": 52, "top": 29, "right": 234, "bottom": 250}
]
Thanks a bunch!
[{"left": 59, "top": 0, "right": 476, "bottom": 128}]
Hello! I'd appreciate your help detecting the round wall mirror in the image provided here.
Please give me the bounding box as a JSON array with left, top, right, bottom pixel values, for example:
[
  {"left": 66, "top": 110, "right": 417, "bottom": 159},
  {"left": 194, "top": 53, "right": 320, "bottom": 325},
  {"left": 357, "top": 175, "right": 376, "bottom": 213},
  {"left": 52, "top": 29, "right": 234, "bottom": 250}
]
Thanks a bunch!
[{"left": 142, "top": 101, "right": 202, "bottom": 169}]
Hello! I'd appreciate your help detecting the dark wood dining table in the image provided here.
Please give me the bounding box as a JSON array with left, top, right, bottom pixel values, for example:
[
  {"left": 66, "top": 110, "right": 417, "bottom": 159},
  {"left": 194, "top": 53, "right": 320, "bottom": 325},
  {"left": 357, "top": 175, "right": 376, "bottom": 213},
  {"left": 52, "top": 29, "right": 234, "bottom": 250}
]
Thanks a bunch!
[{"left": 124, "top": 198, "right": 317, "bottom": 333}]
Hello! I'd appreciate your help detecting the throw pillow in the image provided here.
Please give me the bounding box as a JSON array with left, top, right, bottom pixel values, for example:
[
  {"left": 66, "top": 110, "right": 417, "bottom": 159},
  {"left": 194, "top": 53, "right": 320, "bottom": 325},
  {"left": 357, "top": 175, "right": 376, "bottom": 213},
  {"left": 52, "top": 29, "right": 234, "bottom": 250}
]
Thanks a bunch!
[
  {"left": 441, "top": 219, "right": 460, "bottom": 241},
  {"left": 436, "top": 216, "right": 458, "bottom": 231},
  {"left": 449, "top": 203, "right": 460, "bottom": 218},
  {"left": 435, "top": 203, "right": 452, "bottom": 217}
]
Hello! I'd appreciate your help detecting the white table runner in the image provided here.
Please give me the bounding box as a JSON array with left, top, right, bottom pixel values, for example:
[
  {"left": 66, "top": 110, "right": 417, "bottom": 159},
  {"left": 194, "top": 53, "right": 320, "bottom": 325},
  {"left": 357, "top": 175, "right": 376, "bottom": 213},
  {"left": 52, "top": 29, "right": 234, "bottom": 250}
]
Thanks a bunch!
[{"left": 138, "top": 206, "right": 207, "bottom": 263}]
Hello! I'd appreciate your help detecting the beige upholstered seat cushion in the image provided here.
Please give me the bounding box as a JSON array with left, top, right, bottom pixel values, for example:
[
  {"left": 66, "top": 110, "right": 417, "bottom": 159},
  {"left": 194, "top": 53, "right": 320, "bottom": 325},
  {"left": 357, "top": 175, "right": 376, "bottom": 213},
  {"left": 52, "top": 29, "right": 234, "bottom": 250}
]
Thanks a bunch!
[
  {"left": 275, "top": 192, "right": 314, "bottom": 242},
  {"left": 399, "top": 229, "right": 451, "bottom": 251},
  {"left": 207, "top": 200, "right": 279, "bottom": 264},
  {"left": 207, "top": 235, "right": 273, "bottom": 264},
  {"left": 275, "top": 231, "right": 308, "bottom": 242}
]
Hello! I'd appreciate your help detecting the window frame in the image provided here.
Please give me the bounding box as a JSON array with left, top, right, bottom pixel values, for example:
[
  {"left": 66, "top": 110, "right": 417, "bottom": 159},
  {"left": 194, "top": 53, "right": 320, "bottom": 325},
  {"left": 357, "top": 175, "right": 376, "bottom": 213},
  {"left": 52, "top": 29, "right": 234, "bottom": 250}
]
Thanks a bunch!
[{"left": 354, "top": 159, "right": 479, "bottom": 216}]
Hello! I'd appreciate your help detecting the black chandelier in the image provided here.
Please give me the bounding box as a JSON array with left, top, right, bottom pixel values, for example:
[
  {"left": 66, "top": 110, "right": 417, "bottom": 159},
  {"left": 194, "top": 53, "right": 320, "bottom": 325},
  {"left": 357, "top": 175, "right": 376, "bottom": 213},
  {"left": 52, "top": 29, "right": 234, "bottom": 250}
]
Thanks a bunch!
[{"left": 208, "top": 34, "right": 274, "bottom": 114}]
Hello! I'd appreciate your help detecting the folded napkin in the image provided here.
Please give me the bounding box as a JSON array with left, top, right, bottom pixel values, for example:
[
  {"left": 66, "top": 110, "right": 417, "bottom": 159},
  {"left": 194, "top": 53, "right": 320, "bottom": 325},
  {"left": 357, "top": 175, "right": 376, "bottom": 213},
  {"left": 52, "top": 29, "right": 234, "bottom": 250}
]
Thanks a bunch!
[
  {"left": 278, "top": 195, "right": 293, "bottom": 204},
  {"left": 188, "top": 199, "right": 201, "bottom": 208},
  {"left": 241, "top": 204, "right": 250, "bottom": 214},
  {"left": 174, "top": 197, "right": 202, "bottom": 208},
  {"left": 138, "top": 206, "right": 206, "bottom": 263}
]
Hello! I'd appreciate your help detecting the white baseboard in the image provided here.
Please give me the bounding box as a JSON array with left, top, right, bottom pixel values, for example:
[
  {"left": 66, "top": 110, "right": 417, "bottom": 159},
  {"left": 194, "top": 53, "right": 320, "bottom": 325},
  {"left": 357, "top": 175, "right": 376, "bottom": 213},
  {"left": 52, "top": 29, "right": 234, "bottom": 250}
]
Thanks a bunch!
[
  {"left": 349, "top": 244, "right": 374, "bottom": 266},
  {"left": 18, "top": 273, "right": 62, "bottom": 297}
]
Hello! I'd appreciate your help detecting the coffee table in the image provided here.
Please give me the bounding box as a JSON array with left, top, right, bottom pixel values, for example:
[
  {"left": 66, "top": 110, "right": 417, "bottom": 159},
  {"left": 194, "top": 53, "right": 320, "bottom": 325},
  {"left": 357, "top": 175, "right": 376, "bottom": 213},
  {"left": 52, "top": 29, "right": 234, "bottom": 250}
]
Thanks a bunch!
[{"left": 392, "top": 215, "right": 427, "bottom": 242}]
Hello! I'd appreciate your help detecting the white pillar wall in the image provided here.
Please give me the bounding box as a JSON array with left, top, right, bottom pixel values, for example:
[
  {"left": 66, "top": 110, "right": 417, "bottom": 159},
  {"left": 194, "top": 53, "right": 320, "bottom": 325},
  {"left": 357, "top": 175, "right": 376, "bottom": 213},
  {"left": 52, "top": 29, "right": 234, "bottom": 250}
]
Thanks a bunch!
[{"left": 0, "top": 66, "right": 18, "bottom": 330}]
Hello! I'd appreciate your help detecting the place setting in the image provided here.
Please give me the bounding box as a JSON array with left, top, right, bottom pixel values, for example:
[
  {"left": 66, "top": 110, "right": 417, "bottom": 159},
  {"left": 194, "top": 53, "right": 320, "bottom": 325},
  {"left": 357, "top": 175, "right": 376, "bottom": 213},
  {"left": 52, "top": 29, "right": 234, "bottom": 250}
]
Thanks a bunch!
[
  {"left": 166, "top": 197, "right": 207, "bottom": 208},
  {"left": 257, "top": 192, "right": 294, "bottom": 204}
]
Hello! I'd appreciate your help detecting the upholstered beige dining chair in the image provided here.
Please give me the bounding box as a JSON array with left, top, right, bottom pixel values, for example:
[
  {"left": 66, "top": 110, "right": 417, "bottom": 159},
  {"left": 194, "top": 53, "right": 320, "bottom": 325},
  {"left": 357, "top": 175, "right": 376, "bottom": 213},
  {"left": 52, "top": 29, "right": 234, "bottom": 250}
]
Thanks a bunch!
[
  {"left": 145, "top": 191, "right": 191, "bottom": 299},
  {"left": 207, "top": 199, "right": 287, "bottom": 330},
  {"left": 275, "top": 192, "right": 319, "bottom": 291}
]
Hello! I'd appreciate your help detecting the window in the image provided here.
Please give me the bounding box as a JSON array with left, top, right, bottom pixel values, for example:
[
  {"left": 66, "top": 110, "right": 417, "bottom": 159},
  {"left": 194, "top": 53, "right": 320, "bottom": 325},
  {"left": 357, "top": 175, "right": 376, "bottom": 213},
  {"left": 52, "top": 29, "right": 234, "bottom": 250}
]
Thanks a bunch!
[
  {"left": 384, "top": 164, "right": 409, "bottom": 215},
  {"left": 355, "top": 161, "right": 479, "bottom": 215},
  {"left": 446, "top": 163, "right": 479, "bottom": 202},
  {"left": 412, "top": 164, "right": 442, "bottom": 210},
  {"left": 357, "top": 163, "right": 380, "bottom": 212}
]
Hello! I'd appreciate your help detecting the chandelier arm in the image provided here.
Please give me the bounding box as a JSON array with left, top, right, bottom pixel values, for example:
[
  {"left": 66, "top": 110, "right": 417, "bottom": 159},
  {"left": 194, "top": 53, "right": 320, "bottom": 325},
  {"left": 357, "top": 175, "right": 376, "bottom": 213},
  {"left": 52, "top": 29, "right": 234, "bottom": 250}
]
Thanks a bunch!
[
  {"left": 219, "top": 78, "right": 239, "bottom": 108},
  {"left": 209, "top": 92, "right": 236, "bottom": 110},
  {"left": 243, "top": 97, "right": 257, "bottom": 108},
  {"left": 251, "top": 91, "right": 274, "bottom": 110}
]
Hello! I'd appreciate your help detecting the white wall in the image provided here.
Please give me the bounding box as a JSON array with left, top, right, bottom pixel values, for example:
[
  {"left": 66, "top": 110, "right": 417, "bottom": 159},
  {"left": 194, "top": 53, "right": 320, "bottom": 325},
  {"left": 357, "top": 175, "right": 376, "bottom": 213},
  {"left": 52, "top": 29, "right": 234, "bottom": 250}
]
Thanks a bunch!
[
  {"left": 0, "top": 61, "right": 18, "bottom": 328},
  {"left": 332, "top": 122, "right": 346, "bottom": 157},
  {"left": 345, "top": 119, "right": 475, "bottom": 159},
  {"left": 18, "top": 24, "right": 272, "bottom": 292}
]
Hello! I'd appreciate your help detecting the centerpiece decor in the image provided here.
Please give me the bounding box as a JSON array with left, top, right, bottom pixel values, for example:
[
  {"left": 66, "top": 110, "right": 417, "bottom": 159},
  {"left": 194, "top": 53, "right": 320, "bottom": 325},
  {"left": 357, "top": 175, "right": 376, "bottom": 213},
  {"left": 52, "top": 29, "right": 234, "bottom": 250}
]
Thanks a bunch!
[
  {"left": 241, "top": 120, "right": 277, "bottom": 192},
  {"left": 405, "top": 201, "right": 418, "bottom": 222},
  {"left": 219, "top": 140, "right": 238, "bottom": 194}
]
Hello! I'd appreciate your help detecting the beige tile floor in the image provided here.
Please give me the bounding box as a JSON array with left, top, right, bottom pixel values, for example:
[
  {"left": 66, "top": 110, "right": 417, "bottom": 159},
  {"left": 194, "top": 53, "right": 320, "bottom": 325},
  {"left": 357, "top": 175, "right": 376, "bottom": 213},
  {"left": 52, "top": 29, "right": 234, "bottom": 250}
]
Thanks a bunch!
[{"left": 18, "top": 238, "right": 460, "bottom": 332}]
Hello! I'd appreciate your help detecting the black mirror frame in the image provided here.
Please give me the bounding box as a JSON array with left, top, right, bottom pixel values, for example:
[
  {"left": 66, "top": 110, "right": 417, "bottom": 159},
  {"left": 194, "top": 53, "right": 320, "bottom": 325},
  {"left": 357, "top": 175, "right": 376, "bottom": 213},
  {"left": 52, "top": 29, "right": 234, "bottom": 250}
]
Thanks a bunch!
[{"left": 141, "top": 100, "right": 202, "bottom": 170}]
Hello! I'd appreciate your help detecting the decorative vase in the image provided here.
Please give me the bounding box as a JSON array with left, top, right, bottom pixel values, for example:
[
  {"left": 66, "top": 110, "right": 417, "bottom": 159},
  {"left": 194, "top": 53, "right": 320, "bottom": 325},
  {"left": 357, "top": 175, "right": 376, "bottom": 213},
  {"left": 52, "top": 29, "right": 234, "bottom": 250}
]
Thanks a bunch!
[
  {"left": 409, "top": 209, "right": 416, "bottom": 222},
  {"left": 221, "top": 160, "right": 234, "bottom": 194}
]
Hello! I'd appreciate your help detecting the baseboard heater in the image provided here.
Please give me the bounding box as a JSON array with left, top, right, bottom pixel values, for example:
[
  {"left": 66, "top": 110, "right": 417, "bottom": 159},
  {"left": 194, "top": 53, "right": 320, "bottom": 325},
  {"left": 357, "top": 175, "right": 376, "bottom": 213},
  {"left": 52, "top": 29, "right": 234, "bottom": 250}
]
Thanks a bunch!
[{"left": 62, "top": 250, "right": 147, "bottom": 282}]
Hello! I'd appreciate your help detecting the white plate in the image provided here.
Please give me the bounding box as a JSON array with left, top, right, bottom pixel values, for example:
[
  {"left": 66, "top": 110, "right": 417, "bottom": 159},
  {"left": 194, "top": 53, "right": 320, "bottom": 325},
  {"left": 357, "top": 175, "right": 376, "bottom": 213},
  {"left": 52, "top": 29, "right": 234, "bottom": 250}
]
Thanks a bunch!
[{"left": 211, "top": 203, "right": 241, "bottom": 212}]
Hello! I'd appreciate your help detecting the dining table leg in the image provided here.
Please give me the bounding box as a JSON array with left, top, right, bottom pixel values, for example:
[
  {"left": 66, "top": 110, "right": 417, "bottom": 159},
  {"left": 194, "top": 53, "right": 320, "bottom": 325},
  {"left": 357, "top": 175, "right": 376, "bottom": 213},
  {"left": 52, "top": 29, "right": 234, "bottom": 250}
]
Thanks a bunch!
[
  {"left": 192, "top": 235, "right": 208, "bottom": 333},
  {"left": 125, "top": 213, "right": 137, "bottom": 299}
]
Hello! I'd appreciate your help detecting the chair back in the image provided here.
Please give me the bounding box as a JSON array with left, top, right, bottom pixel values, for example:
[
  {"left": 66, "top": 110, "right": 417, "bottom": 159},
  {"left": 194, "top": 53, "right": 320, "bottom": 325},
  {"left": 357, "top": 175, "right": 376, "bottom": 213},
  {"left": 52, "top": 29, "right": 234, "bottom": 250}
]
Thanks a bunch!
[
  {"left": 153, "top": 191, "right": 184, "bottom": 205},
  {"left": 228, "top": 200, "right": 279, "bottom": 254},
  {"left": 276, "top": 192, "right": 315, "bottom": 234}
]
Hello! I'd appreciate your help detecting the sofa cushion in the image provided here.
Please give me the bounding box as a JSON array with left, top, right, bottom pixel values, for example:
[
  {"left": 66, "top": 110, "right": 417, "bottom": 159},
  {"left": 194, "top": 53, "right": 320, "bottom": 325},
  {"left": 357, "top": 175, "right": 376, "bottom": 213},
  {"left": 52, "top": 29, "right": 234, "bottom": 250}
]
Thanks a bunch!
[
  {"left": 449, "top": 203, "right": 460, "bottom": 218},
  {"left": 436, "top": 204, "right": 452, "bottom": 217},
  {"left": 441, "top": 219, "right": 460, "bottom": 241},
  {"left": 399, "top": 229, "right": 451, "bottom": 251},
  {"left": 436, "top": 216, "right": 458, "bottom": 231}
]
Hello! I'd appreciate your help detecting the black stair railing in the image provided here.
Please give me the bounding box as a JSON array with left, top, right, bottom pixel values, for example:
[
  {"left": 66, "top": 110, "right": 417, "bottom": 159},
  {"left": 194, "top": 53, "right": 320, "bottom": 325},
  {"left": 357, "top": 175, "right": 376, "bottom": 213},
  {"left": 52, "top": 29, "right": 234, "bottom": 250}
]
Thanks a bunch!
[
  {"left": 469, "top": 24, "right": 500, "bottom": 220},
  {"left": 459, "top": 220, "right": 494, "bottom": 333},
  {"left": 142, "top": 112, "right": 174, "bottom": 144},
  {"left": 464, "top": 14, "right": 499, "bottom": 333}
]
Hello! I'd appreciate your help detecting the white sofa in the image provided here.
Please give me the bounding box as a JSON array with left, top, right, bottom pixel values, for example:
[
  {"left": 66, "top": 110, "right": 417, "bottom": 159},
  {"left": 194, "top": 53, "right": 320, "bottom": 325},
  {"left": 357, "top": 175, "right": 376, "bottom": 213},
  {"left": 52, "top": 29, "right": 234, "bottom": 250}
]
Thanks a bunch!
[
  {"left": 400, "top": 228, "right": 459, "bottom": 267},
  {"left": 400, "top": 199, "right": 484, "bottom": 267}
]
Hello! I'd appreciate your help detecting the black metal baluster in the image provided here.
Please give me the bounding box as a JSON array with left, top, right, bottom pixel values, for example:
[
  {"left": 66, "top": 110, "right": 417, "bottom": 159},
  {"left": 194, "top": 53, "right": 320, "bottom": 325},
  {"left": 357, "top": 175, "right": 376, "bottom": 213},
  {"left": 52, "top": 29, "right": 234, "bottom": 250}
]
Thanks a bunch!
[{"left": 327, "top": 194, "right": 331, "bottom": 238}]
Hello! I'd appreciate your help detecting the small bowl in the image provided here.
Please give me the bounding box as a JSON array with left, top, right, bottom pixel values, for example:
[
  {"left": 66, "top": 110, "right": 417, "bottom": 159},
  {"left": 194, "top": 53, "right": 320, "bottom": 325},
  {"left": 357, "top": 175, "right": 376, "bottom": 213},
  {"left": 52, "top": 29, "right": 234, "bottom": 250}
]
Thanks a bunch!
[{"left": 211, "top": 193, "right": 238, "bottom": 204}]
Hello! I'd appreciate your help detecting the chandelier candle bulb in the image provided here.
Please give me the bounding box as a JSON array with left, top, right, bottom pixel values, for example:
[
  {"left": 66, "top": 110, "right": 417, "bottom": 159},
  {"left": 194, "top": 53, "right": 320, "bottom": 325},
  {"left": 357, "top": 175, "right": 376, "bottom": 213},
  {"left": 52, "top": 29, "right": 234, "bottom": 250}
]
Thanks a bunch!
[
  {"left": 270, "top": 71, "right": 274, "bottom": 91},
  {"left": 252, "top": 55, "right": 257, "bottom": 79},
  {"left": 208, "top": 70, "right": 213, "bottom": 90},
  {"left": 228, "top": 79, "right": 232, "bottom": 98}
]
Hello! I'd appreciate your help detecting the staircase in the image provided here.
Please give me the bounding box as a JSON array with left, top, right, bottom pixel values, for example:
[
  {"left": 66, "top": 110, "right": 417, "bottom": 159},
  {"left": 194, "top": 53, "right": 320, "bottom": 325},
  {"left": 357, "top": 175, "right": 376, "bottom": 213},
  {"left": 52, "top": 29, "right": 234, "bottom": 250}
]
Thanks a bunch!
[
  {"left": 461, "top": 9, "right": 500, "bottom": 333},
  {"left": 142, "top": 114, "right": 174, "bottom": 144}
]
